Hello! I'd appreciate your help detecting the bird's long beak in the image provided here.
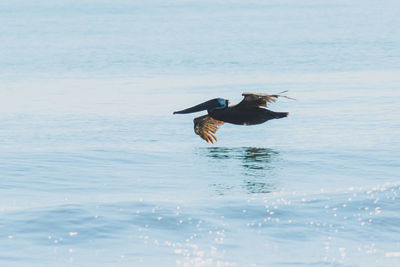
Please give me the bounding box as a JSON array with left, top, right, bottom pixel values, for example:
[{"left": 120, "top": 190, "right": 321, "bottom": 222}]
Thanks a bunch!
[{"left": 173, "top": 99, "right": 217, "bottom": 114}]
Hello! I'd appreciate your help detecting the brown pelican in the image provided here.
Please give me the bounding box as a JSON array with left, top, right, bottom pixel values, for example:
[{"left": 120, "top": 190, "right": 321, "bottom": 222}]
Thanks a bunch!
[{"left": 173, "top": 92, "right": 292, "bottom": 143}]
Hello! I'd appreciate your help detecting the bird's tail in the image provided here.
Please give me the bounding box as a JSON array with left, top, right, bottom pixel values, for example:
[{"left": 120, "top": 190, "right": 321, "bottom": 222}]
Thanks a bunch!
[{"left": 273, "top": 111, "right": 289, "bottom": 119}]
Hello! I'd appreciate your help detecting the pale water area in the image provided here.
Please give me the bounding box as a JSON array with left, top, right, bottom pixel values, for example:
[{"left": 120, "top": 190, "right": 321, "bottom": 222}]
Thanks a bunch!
[{"left": 1, "top": 0, "right": 400, "bottom": 266}]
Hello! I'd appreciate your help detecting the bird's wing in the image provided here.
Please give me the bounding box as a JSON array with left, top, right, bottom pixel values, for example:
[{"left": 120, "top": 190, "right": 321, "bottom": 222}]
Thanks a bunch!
[
  {"left": 237, "top": 91, "right": 292, "bottom": 109},
  {"left": 193, "top": 115, "right": 224, "bottom": 143}
]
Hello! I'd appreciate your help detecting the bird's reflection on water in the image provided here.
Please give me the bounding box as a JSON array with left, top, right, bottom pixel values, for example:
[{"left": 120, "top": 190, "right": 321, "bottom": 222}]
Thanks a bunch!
[{"left": 201, "top": 147, "right": 279, "bottom": 195}]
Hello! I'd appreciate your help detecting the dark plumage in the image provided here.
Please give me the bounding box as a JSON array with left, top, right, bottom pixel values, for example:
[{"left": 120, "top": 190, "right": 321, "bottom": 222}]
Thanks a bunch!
[{"left": 173, "top": 92, "right": 292, "bottom": 143}]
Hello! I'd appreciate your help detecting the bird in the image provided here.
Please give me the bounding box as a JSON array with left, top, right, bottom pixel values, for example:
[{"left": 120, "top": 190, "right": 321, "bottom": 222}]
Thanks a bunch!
[{"left": 173, "top": 91, "right": 292, "bottom": 143}]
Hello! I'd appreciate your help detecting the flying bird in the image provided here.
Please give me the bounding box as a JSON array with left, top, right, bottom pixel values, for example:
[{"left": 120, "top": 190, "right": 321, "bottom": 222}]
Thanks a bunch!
[{"left": 173, "top": 92, "right": 292, "bottom": 143}]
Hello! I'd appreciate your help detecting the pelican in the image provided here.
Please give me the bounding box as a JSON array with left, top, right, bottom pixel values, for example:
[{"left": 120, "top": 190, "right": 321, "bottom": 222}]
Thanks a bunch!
[{"left": 173, "top": 92, "right": 292, "bottom": 143}]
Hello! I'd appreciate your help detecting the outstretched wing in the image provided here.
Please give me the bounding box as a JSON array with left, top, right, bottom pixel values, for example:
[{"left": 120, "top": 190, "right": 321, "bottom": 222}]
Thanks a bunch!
[
  {"left": 193, "top": 115, "right": 224, "bottom": 143},
  {"left": 237, "top": 91, "right": 292, "bottom": 109}
]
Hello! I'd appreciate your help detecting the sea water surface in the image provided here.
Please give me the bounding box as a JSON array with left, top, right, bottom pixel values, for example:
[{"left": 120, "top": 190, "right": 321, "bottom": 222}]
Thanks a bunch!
[{"left": 1, "top": 0, "right": 400, "bottom": 266}]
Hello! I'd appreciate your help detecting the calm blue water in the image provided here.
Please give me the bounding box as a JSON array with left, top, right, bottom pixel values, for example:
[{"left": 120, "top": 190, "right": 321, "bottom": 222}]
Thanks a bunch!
[{"left": 1, "top": 0, "right": 400, "bottom": 266}]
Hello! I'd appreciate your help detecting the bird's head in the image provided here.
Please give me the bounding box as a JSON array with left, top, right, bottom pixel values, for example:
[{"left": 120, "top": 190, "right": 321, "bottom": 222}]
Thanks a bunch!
[{"left": 173, "top": 98, "right": 228, "bottom": 114}]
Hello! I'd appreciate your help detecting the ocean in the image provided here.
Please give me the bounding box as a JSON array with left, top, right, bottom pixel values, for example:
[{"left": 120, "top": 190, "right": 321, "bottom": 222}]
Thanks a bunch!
[{"left": 1, "top": 0, "right": 400, "bottom": 266}]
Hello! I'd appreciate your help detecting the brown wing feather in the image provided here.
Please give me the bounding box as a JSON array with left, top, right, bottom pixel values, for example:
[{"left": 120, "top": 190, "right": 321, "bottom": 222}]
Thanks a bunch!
[
  {"left": 239, "top": 92, "right": 280, "bottom": 108},
  {"left": 193, "top": 115, "right": 224, "bottom": 143}
]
